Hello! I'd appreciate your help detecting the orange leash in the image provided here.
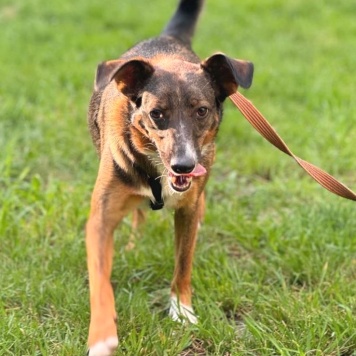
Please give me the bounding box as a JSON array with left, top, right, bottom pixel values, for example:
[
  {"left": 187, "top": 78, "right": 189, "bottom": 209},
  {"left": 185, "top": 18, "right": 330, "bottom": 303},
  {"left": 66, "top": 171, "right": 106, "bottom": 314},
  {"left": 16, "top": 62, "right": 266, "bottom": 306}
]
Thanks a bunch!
[{"left": 229, "top": 91, "right": 356, "bottom": 201}]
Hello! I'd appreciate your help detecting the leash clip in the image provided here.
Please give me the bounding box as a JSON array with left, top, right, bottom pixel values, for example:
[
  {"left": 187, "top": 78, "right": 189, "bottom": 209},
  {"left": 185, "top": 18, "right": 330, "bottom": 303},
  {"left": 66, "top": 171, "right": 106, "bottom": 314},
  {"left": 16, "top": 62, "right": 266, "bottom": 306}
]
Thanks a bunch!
[{"left": 147, "top": 176, "right": 164, "bottom": 210}]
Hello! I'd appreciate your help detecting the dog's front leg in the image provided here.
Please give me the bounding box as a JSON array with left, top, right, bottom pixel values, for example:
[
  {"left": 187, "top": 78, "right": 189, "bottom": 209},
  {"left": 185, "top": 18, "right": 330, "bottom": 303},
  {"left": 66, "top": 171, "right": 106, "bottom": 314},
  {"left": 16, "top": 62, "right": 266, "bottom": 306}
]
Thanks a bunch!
[
  {"left": 169, "top": 193, "right": 204, "bottom": 324},
  {"left": 86, "top": 167, "right": 142, "bottom": 356}
]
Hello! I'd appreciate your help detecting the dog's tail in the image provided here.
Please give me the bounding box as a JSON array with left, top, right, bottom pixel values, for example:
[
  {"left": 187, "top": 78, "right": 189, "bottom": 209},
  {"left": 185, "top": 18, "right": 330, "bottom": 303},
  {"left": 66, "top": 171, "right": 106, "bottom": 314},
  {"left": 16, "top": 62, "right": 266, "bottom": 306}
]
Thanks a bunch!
[{"left": 162, "top": 0, "right": 205, "bottom": 46}]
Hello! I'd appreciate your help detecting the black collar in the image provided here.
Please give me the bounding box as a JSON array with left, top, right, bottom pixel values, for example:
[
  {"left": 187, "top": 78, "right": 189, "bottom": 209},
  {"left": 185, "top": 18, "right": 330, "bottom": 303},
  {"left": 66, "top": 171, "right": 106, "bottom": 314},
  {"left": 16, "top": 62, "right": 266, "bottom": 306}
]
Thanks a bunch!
[{"left": 147, "top": 176, "right": 164, "bottom": 210}]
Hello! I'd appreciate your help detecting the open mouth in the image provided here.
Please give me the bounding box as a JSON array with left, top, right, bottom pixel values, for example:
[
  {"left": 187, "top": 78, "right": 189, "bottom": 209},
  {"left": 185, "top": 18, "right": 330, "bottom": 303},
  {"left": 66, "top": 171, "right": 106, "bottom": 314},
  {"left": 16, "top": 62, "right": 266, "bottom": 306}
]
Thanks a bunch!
[
  {"left": 169, "top": 174, "right": 193, "bottom": 192},
  {"left": 168, "top": 164, "right": 207, "bottom": 192}
]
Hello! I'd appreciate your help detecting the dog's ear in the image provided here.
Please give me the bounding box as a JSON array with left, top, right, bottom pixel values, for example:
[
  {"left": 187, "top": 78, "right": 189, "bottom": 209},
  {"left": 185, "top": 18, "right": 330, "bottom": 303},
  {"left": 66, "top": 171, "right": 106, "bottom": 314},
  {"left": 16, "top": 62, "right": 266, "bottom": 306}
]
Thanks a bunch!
[
  {"left": 94, "top": 59, "right": 154, "bottom": 99},
  {"left": 111, "top": 59, "right": 154, "bottom": 99},
  {"left": 94, "top": 59, "right": 125, "bottom": 92},
  {"left": 201, "top": 53, "right": 254, "bottom": 101}
]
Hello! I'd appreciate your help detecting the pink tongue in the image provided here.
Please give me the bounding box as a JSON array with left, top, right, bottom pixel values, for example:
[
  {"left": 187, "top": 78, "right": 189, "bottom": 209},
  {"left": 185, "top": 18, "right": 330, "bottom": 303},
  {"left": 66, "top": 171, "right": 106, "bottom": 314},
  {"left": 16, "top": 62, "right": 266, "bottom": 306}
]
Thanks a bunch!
[{"left": 188, "top": 164, "right": 207, "bottom": 177}]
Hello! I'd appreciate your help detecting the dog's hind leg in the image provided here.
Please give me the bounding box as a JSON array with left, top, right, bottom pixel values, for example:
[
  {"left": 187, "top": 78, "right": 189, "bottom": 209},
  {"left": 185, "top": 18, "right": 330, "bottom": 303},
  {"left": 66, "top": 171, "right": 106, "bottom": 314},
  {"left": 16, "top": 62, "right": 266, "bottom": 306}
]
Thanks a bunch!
[
  {"left": 126, "top": 208, "right": 146, "bottom": 251},
  {"left": 197, "top": 191, "right": 205, "bottom": 228}
]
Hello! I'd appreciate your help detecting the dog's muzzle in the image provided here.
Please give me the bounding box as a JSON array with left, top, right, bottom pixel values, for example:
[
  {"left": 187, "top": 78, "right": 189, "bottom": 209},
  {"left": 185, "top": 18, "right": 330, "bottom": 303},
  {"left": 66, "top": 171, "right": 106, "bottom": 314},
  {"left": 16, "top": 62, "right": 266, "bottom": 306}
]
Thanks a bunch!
[{"left": 169, "top": 164, "right": 206, "bottom": 192}]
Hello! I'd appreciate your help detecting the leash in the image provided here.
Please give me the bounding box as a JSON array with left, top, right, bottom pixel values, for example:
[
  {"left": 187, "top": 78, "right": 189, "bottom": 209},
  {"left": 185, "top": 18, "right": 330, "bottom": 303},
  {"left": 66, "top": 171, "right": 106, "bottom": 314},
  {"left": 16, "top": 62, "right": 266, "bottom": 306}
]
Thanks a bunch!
[{"left": 229, "top": 91, "right": 356, "bottom": 201}]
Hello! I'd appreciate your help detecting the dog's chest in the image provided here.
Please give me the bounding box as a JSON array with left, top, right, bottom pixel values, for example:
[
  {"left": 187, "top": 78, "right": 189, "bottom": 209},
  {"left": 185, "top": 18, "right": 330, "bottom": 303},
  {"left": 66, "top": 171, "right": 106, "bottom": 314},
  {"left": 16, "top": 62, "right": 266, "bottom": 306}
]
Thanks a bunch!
[{"left": 136, "top": 176, "right": 185, "bottom": 210}]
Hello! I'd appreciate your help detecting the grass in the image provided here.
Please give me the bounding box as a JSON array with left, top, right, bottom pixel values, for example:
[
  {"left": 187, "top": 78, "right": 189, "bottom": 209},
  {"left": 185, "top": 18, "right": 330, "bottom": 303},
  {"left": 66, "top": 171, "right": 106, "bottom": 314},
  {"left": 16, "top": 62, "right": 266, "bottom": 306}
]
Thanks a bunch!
[{"left": 1, "top": 0, "right": 356, "bottom": 354}]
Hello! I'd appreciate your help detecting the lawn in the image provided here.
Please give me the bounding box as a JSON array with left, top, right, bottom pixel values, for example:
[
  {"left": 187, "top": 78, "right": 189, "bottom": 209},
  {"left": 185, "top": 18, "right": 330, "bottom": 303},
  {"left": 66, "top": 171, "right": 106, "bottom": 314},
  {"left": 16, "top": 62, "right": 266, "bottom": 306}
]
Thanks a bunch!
[{"left": 1, "top": 0, "right": 356, "bottom": 354}]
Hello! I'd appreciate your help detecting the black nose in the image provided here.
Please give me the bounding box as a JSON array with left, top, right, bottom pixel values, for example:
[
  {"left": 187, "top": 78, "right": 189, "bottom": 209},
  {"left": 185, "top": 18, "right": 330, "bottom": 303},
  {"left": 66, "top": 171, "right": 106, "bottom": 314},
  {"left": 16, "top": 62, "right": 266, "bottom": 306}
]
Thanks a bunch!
[{"left": 171, "top": 159, "right": 195, "bottom": 174}]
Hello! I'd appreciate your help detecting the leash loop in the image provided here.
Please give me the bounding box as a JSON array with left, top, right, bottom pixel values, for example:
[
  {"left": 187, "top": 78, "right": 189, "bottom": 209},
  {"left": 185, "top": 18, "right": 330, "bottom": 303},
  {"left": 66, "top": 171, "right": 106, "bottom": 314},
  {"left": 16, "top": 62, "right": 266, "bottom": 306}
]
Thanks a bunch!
[{"left": 229, "top": 91, "right": 356, "bottom": 201}]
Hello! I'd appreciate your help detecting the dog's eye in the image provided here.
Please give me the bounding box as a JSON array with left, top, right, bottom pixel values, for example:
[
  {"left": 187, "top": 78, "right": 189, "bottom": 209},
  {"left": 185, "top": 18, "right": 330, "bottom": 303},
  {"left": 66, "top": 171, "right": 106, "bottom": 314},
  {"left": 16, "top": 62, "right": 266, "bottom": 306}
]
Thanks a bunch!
[
  {"left": 197, "top": 107, "right": 208, "bottom": 118},
  {"left": 149, "top": 109, "right": 164, "bottom": 120}
]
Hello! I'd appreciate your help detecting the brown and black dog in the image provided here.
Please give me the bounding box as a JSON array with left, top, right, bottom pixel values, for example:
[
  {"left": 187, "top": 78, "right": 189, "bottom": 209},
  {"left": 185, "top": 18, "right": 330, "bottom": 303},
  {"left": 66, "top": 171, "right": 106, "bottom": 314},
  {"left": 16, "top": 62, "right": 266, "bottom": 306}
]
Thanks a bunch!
[{"left": 86, "top": 0, "right": 253, "bottom": 354}]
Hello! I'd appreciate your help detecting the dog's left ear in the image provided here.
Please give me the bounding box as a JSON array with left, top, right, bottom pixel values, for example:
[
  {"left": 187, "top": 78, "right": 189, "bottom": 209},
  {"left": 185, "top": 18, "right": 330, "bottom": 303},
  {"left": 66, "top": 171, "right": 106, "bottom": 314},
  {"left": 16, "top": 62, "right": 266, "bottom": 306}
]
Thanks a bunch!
[{"left": 201, "top": 53, "right": 254, "bottom": 101}]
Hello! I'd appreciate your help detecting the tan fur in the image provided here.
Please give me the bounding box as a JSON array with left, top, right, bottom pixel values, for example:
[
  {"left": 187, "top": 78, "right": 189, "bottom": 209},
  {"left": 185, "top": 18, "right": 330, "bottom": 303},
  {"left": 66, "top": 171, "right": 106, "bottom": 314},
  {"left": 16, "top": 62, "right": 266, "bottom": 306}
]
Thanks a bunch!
[
  {"left": 85, "top": 2, "right": 253, "bottom": 353},
  {"left": 86, "top": 62, "right": 214, "bottom": 347}
]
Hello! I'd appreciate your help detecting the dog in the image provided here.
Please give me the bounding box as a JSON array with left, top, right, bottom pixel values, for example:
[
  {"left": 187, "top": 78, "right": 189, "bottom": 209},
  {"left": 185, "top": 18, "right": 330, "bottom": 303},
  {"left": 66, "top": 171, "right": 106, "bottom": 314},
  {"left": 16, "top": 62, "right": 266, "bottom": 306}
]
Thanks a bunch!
[{"left": 86, "top": 0, "right": 253, "bottom": 354}]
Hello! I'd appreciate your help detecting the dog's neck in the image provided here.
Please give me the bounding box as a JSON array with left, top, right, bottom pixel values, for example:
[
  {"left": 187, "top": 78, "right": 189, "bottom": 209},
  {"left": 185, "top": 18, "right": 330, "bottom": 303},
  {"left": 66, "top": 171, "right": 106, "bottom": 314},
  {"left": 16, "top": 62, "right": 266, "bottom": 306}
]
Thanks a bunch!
[{"left": 147, "top": 175, "right": 164, "bottom": 210}]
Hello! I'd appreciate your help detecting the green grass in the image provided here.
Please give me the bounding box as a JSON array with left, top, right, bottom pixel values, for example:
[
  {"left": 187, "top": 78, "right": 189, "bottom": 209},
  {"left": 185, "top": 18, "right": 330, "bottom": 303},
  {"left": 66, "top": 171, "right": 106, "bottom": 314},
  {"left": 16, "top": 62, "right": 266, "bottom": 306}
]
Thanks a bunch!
[{"left": 1, "top": 0, "right": 356, "bottom": 354}]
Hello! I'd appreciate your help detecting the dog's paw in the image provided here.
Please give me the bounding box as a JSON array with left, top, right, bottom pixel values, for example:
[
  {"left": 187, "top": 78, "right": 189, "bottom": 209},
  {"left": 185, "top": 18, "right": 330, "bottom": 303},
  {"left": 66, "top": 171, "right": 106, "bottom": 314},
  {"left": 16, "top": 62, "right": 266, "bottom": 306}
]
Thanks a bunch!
[
  {"left": 169, "top": 296, "right": 198, "bottom": 324},
  {"left": 87, "top": 336, "right": 118, "bottom": 356}
]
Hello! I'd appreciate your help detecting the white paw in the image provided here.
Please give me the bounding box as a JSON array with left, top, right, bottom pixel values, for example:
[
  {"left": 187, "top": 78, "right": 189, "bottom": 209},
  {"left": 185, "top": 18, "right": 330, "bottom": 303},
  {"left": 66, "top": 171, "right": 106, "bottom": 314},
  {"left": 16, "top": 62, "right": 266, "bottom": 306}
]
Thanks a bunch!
[
  {"left": 88, "top": 336, "right": 118, "bottom": 356},
  {"left": 169, "top": 296, "right": 198, "bottom": 324}
]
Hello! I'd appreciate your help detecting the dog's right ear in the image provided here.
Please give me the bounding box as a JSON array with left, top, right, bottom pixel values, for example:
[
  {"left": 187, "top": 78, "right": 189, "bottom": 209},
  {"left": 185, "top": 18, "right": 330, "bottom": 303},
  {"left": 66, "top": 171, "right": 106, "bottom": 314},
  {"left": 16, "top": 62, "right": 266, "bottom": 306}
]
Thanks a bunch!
[
  {"left": 111, "top": 59, "right": 154, "bottom": 100},
  {"left": 94, "top": 59, "right": 154, "bottom": 100},
  {"left": 94, "top": 59, "right": 125, "bottom": 92}
]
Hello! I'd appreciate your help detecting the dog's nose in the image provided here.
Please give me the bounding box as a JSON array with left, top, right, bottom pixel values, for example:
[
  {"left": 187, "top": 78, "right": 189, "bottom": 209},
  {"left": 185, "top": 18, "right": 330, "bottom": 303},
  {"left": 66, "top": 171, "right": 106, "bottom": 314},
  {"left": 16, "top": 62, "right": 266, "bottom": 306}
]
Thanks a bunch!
[{"left": 171, "top": 158, "right": 195, "bottom": 174}]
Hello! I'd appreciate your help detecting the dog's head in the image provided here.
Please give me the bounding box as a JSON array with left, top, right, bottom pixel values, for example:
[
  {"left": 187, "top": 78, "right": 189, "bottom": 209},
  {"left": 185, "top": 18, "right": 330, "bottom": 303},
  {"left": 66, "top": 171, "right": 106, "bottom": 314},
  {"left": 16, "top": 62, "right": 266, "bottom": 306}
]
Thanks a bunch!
[{"left": 95, "top": 54, "right": 253, "bottom": 192}]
